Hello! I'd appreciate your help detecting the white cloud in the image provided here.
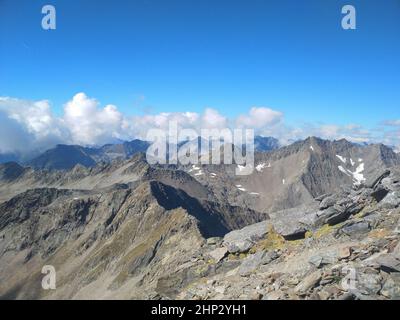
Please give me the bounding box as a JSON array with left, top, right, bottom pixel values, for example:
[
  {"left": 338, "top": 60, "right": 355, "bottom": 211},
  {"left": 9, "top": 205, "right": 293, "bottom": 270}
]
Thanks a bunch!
[
  {"left": 63, "top": 92, "right": 126, "bottom": 145},
  {"left": 0, "top": 97, "right": 65, "bottom": 153},
  {"left": 0, "top": 93, "right": 400, "bottom": 155},
  {"left": 130, "top": 111, "right": 200, "bottom": 139},
  {"left": 0, "top": 110, "right": 32, "bottom": 154},
  {"left": 236, "top": 107, "right": 283, "bottom": 129},
  {"left": 0, "top": 97, "right": 60, "bottom": 138},
  {"left": 0, "top": 94, "right": 229, "bottom": 152},
  {"left": 202, "top": 108, "right": 227, "bottom": 129}
]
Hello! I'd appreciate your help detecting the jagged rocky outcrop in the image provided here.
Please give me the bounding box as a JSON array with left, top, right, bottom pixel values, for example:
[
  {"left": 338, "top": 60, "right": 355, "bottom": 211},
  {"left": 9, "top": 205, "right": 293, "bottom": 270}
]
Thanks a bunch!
[{"left": 174, "top": 168, "right": 400, "bottom": 300}]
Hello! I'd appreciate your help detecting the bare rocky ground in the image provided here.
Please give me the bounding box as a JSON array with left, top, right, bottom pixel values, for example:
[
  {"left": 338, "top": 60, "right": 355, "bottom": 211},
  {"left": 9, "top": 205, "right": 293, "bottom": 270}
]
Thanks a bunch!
[
  {"left": 0, "top": 137, "right": 399, "bottom": 300},
  {"left": 176, "top": 169, "right": 400, "bottom": 300}
]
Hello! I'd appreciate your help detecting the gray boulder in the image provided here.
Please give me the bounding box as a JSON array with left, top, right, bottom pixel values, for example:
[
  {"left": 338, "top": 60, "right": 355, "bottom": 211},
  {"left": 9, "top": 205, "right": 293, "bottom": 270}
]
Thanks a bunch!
[
  {"left": 309, "top": 252, "right": 338, "bottom": 268},
  {"left": 378, "top": 191, "right": 400, "bottom": 209},
  {"left": 355, "top": 271, "right": 383, "bottom": 296},
  {"left": 207, "top": 247, "right": 228, "bottom": 263},
  {"left": 270, "top": 205, "right": 317, "bottom": 240},
  {"left": 223, "top": 221, "right": 269, "bottom": 253},
  {"left": 340, "top": 221, "right": 370, "bottom": 237},
  {"left": 381, "top": 274, "right": 400, "bottom": 299},
  {"left": 315, "top": 207, "right": 341, "bottom": 226},
  {"left": 325, "top": 208, "right": 351, "bottom": 226},
  {"left": 316, "top": 200, "right": 361, "bottom": 226},
  {"left": 238, "top": 250, "right": 278, "bottom": 276},
  {"left": 393, "top": 242, "right": 400, "bottom": 257},
  {"left": 381, "top": 174, "right": 400, "bottom": 191},
  {"left": 319, "top": 194, "right": 339, "bottom": 210},
  {"left": 294, "top": 270, "right": 322, "bottom": 294},
  {"left": 370, "top": 186, "right": 389, "bottom": 203},
  {"left": 373, "top": 254, "right": 400, "bottom": 273},
  {"left": 365, "top": 169, "right": 391, "bottom": 188},
  {"left": 274, "top": 224, "right": 307, "bottom": 241}
]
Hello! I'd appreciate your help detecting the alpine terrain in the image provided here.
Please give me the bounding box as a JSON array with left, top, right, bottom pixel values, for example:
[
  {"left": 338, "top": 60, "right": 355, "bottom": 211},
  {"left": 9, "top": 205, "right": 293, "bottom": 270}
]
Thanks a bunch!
[{"left": 1, "top": 137, "right": 400, "bottom": 300}]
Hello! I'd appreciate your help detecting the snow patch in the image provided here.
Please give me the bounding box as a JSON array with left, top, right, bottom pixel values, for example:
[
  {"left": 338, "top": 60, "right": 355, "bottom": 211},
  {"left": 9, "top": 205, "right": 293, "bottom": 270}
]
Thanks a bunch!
[
  {"left": 255, "top": 162, "right": 271, "bottom": 172},
  {"left": 352, "top": 163, "right": 365, "bottom": 185},
  {"left": 282, "top": 179, "right": 285, "bottom": 185},
  {"left": 338, "top": 166, "right": 351, "bottom": 177},
  {"left": 310, "top": 145, "right": 314, "bottom": 151},
  {"left": 336, "top": 155, "right": 347, "bottom": 163},
  {"left": 256, "top": 163, "right": 266, "bottom": 172},
  {"left": 249, "top": 192, "right": 260, "bottom": 196},
  {"left": 338, "top": 163, "right": 366, "bottom": 185},
  {"left": 350, "top": 158, "right": 355, "bottom": 166},
  {"left": 235, "top": 184, "right": 246, "bottom": 191}
]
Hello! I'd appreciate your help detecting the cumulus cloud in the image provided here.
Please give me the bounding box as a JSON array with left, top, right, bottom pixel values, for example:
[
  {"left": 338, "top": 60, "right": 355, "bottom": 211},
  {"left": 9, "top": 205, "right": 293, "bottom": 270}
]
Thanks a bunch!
[
  {"left": 236, "top": 107, "right": 283, "bottom": 129},
  {"left": 0, "top": 111, "right": 32, "bottom": 154},
  {"left": 0, "top": 97, "right": 65, "bottom": 153},
  {"left": 63, "top": 93, "right": 127, "bottom": 145},
  {"left": 0, "top": 97, "right": 59, "bottom": 138},
  {"left": 202, "top": 108, "right": 227, "bottom": 129},
  {"left": 0, "top": 93, "right": 399, "bottom": 155},
  {"left": 130, "top": 111, "right": 200, "bottom": 139},
  {"left": 0, "top": 94, "right": 231, "bottom": 153}
]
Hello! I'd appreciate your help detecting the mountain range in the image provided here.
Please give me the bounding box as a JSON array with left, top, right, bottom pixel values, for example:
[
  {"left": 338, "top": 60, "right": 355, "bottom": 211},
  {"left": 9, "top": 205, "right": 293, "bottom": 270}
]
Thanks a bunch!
[
  {"left": 1, "top": 136, "right": 400, "bottom": 299},
  {"left": 0, "top": 136, "right": 280, "bottom": 171}
]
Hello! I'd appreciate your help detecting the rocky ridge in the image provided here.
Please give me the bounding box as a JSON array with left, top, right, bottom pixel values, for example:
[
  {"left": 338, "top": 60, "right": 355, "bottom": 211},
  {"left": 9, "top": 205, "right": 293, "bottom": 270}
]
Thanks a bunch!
[
  {"left": 0, "top": 137, "right": 399, "bottom": 299},
  {"left": 175, "top": 168, "right": 400, "bottom": 300}
]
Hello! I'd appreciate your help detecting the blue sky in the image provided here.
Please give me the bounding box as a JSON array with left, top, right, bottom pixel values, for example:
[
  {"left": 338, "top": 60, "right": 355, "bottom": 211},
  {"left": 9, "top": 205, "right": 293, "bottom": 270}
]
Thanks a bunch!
[{"left": 0, "top": 0, "right": 399, "bottom": 151}]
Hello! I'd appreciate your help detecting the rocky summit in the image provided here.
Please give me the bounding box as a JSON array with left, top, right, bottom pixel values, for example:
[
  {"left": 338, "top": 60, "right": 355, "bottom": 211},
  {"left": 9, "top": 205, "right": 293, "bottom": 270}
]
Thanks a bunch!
[{"left": 0, "top": 137, "right": 400, "bottom": 300}]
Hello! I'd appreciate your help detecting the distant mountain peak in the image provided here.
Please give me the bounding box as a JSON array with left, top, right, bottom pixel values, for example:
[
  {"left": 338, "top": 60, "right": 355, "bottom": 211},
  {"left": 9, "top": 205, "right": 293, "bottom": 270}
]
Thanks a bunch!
[
  {"left": 254, "top": 136, "right": 280, "bottom": 152},
  {"left": 0, "top": 162, "right": 25, "bottom": 181},
  {"left": 26, "top": 139, "right": 150, "bottom": 170}
]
